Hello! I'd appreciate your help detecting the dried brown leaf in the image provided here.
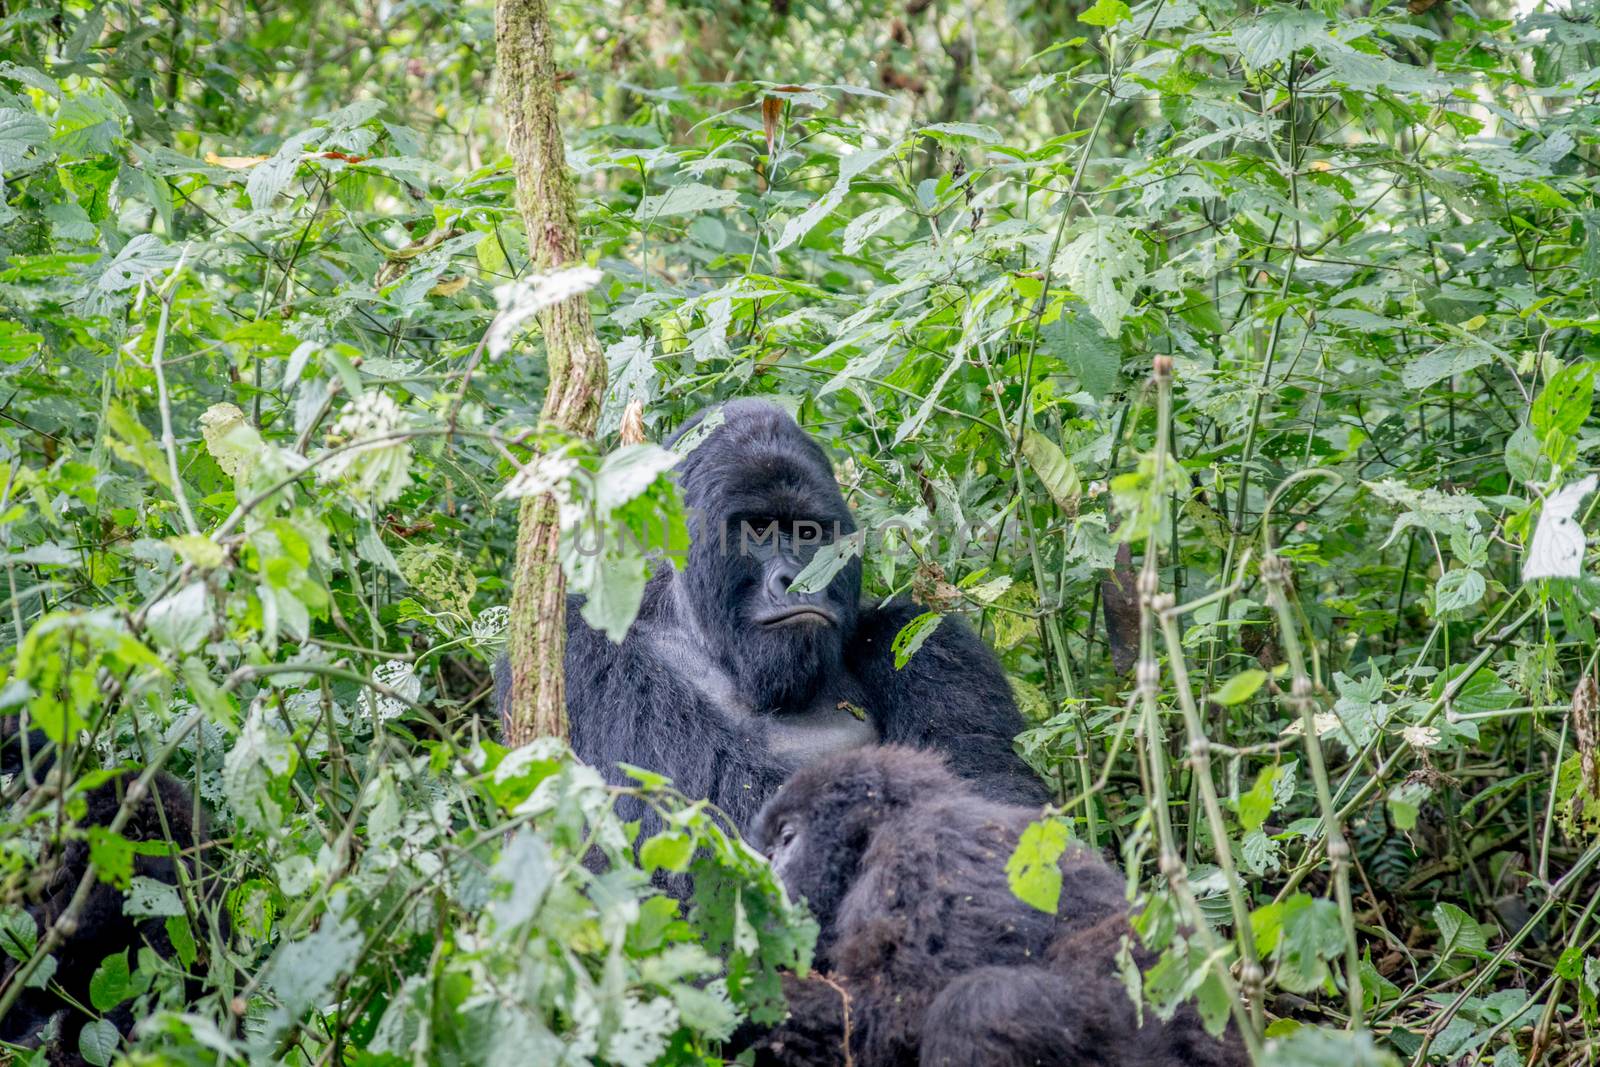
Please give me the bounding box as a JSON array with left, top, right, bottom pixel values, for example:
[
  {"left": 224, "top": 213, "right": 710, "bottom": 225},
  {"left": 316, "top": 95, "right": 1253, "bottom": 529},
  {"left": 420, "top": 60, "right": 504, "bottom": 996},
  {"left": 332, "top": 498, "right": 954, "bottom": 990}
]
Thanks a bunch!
[
  {"left": 1100, "top": 541, "right": 1139, "bottom": 675},
  {"left": 761, "top": 95, "right": 784, "bottom": 161},
  {"left": 618, "top": 399, "right": 647, "bottom": 446},
  {"left": 204, "top": 152, "right": 270, "bottom": 169}
]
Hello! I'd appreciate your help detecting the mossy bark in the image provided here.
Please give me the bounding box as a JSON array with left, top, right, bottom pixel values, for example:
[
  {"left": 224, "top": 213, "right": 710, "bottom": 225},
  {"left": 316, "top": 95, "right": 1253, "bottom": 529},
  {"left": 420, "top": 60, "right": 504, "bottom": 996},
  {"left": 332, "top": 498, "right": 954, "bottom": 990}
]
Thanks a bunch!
[{"left": 496, "top": 0, "right": 606, "bottom": 745}]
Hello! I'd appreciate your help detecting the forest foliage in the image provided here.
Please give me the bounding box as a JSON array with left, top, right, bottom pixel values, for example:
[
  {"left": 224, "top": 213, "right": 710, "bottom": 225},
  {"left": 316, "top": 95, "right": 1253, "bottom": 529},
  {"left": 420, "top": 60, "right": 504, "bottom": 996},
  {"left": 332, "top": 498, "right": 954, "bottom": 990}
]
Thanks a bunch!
[{"left": 3, "top": 0, "right": 1600, "bottom": 1064}]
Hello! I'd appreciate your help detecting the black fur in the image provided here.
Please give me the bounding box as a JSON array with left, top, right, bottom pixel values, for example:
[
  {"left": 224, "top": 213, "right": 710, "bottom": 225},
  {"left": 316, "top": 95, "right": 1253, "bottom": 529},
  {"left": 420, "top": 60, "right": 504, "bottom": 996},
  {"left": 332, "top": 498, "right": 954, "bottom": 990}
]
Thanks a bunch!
[
  {"left": 745, "top": 746, "right": 1247, "bottom": 1067},
  {"left": 0, "top": 726, "right": 219, "bottom": 1066},
  {"left": 498, "top": 399, "right": 1047, "bottom": 836}
]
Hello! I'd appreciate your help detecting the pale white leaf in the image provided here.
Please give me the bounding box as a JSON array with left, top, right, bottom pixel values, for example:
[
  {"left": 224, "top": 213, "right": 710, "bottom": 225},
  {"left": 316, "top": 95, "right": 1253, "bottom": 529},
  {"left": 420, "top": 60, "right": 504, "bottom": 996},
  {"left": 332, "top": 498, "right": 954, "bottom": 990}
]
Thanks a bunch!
[
  {"left": 361, "top": 660, "right": 421, "bottom": 721},
  {"left": 635, "top": 183, "right": 740, "bottom": 219},
  {"left": 486, "top": 267, "right": 604, "bottom": 360},
  {"left": 1523, "top": 474, "right": 1596, "bottom": 582},
  {"left": 124, "top": 876, "right": 184, "bottom": 918},
  {"left": 146, "top": 581, "right": 212, "bottom": 653},
  {"left": 841, "top": 203, "right": 905, "bottom": 255},
  {"left": 1052, "top": 220, "right": 1144, "bottom": 339}
]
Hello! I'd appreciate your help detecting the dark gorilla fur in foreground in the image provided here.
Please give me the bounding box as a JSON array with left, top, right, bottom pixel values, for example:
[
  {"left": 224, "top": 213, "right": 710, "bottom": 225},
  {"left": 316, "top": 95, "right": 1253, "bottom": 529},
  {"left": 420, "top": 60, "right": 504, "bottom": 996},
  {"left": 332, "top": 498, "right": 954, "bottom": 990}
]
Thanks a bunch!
[
  {"left": 745, "top": 746, "right": 1247, "bottom": 1067},
  {"left": 0, "top": 725, "right": 219, "bottom": 1066},
  {"left": 498, "top": 399, "right": 1047, "bottom": 837}
]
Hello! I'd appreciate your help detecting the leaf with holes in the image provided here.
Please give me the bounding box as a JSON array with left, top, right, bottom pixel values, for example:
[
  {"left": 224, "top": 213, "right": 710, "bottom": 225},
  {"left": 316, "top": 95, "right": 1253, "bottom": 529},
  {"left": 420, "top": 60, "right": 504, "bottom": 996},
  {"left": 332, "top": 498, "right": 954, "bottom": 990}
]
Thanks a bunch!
[{"left": 1007, "top": 818, "right": 1071, "bottom": 913}]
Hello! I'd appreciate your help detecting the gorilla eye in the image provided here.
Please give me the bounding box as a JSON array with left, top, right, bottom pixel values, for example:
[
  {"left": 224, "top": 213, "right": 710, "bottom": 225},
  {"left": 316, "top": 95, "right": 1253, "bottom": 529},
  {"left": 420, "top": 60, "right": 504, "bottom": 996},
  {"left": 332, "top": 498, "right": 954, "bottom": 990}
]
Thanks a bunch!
[{"left": 779, "top": 823, "right": 797, "bottom": 847}]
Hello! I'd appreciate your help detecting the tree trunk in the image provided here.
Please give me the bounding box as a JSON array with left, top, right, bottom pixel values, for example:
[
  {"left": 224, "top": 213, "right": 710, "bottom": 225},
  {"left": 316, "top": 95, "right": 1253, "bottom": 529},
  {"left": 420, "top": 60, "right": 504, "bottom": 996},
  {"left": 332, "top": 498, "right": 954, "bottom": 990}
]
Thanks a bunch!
[{"left": 496, "top": 0, "right": 607, "bottom": 745}]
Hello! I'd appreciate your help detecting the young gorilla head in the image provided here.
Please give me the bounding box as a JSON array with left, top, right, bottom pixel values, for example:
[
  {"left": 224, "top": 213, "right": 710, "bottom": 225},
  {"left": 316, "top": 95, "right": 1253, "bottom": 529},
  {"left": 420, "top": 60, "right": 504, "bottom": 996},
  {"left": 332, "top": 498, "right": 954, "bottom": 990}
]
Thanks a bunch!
[
  {"left": 670, "top": 400, "right": 862, "bottom": 711},
  {"left": 750, "top": 744, "right": 956, "bottom": 945}
]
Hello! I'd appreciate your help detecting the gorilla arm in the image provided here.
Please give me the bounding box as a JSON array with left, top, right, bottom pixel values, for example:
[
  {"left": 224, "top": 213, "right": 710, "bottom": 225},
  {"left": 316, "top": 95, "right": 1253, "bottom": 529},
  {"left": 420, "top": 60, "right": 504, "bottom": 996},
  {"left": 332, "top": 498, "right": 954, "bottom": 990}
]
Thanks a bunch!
[
  {"left": 557, "top": 590, "right": 795, "bottom": 835},
  {"left": 848, "top": 599, "right": 1049, "bottom": 806},
  {"left": 738, "top": 971, "right": 853, "bottom": 1067}
]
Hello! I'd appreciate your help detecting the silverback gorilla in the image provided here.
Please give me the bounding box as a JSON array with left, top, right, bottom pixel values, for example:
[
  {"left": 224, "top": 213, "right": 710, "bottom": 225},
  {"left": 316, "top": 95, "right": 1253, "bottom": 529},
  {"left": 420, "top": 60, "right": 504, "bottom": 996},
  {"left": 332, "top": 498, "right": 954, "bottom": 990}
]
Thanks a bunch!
[
  {"left": 498, "top": 399, "right": 1047, "bottom": 833},
  {"left": 747, "top": 747, "right": 1247, "bottom": 1067}
]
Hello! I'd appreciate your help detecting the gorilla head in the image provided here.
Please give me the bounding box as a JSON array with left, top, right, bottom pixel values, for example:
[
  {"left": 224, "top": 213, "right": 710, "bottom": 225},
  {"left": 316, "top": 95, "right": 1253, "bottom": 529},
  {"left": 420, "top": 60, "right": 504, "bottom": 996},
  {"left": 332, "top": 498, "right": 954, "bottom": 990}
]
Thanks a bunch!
[
  {"left": 670, "top": 399, "right": 862, "bottom": 712},
  {"left": 751, "top": 745, "right": 953, "bottom": 946}
]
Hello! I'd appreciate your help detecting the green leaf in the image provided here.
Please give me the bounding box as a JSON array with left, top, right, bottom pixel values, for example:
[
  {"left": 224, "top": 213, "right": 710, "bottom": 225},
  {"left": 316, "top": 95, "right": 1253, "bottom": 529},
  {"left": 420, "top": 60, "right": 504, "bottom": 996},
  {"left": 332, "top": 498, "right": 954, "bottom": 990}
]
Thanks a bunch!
[
  {"left": 600, "top": 336, "right": 659, "bottom": 436},
  {"left": 1276, "top": 894, "right": 1345, "bottom": 993},
  {"left": 1006, "top": 818, "right": 1071, "bottom": 913},
  {"left": 789, "top": 529, "right": 865, "bottom": 595},
  {"left": 0, "top": 906, "right": 37, "bottom": 962},
  {"left": 1429, "top": 664, "right": 1517, "bottom": 715},
  {"left": 1505, "top": 423, "right": 1543, "bottom": 484},
  {"left": 1531, "top": 362, "right": 1596, "bottom": 441},
  {"left": 489, "top": 831, "right": 554, "bottom": 930},
  {"left": 268, "top": 914, "right": 363, "bottom": 1019},
  {"left": 23, "top": 952, "right": 55, "bottom": 991},
  {"left": 0, "top": 107, "right": 49, "bottom": 170},
  {"left": 1053, "top": 221, "right": 1143, "bottom": 339},
  {"left": 1176, "top": 288, "right": 1224, "bottom": 334},
  {"left": 1261, "top": 1027, "right": 1399, "bottom": 1067},
  {"left": 1236, "top": 765, "right": 1279, "bottom": 832},
  {"left": 771, "top": 146, "right": 890, "bottom": 253},
  {"left": 841, "top": 203, "right": 905, "bottom": 255},
  {"left": 89, "top": 950, "right": 134, "bottom": 1012},
  {"left": 1039, "top": 310, "right": 1120, "bottom": 399},
  {"left": 1020, "top": 429, "right": 1081, "bottom": 510},
  {"left": 1213, "top": 669, "right": 1268, "bottom": 707},
  {"left": 1401, "top": 342, "right": 1495, "bottom": 390},
  {"left": 1251, "top": 899, "right": 1286, "bottom": 956},
  {"left": 166, "top": 913, "right": 197, "bottom": 969},
  {"left": 245, "top": 129, "right": 315, "bottom": 208},
  {"left": 1388, "top": 779, "right": 1431, "bottom": 832},
  {"left": 1241, "top": 828, "right": 1281, "bottom": 874},
  {"left": 86, "top": 827, "right": 138, "bottom": 889},
  {"left": 641, "top": 831, "right": 695, "bottom": 873},
  {"left": 915, "top": 122, "right": 1002, "bottom": 144},
  {"left": 145, "top": 581, "right": 213, "bottom": 653},
  {"left": 124, "top": 875, "right": 185, "bottom": 918},
  {"left": 594, "top": 444, "right": 680, "bottom": 512},
  {"left": 95, "top": 233, "right": 180, "bottom": 294},
  {"left": 1433, "top": 569, "right": 1485, "bottom": 614},
  {"left": 1231, "top": 9, "right": 1329, "bottom": 70},
  {"left": 0, "top": 320, "right": 42, "bottom": 363},
  {"left": 635, "top": 183, "right": 741, "bottom": 219},
  {"left": 891, "top": 611, "right": 944, "bottom": 669},
  {"left": 1079, "top": 0, "right": 1132, "bottom": 26},
  {"left": 78, "top": 1018, "right": 119, "bottom": 1067},
  {"left": 1434, "top": 902, "right": 1488, "bottom": 960}
]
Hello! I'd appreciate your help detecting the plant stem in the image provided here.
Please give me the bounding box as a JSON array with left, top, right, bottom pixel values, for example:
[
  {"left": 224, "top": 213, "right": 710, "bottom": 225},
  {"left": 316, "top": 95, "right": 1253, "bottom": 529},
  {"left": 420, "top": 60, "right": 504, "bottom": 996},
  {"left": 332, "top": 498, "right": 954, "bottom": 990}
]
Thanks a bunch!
[
  {"left": 151, "top": 259, "right": 199, "bottom": 537},
  {"left": 1135, "top": 357, "right": 1263, "bottom": 1059},
  {"left": 1261, "top": 553, "right": 1364, "bottom": 1030}
]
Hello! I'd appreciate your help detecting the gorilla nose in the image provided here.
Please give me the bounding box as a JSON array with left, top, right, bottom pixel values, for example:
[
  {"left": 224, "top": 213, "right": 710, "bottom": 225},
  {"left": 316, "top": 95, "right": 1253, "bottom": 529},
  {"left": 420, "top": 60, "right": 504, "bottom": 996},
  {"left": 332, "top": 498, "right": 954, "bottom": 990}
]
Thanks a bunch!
[
  {"left": 767, "top": 559, "right": 803, "bottom": 601},
  {"left": 758, "top": 558, "right": 839, "bottom": 626}
]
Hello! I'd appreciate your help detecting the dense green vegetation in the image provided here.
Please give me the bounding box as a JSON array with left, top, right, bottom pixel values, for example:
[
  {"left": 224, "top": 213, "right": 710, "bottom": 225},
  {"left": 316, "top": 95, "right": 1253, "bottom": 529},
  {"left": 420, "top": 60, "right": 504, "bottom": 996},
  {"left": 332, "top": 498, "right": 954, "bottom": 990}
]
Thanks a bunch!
[{"left": 4, "top": 0, "right": 1600, "bottom": 1063}]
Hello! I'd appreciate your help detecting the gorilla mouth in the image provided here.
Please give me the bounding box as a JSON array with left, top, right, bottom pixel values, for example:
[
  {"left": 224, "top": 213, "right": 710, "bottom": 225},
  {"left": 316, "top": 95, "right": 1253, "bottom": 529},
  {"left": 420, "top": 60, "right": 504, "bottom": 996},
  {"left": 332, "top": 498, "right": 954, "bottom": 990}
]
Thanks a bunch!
[{"left": 758, "top": 606, "right": 839, "bottom": 628}]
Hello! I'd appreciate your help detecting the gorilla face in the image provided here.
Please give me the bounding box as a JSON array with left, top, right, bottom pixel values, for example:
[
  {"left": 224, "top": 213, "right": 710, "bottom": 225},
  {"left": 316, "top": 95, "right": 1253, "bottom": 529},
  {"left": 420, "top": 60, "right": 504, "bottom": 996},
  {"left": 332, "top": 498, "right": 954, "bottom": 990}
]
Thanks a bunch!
[
  {"left": 671, "top": 400, "right": 862, "bottom": 712},
  {"left": 752, "top": 746, "right": 956, "bottom": 953}
]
